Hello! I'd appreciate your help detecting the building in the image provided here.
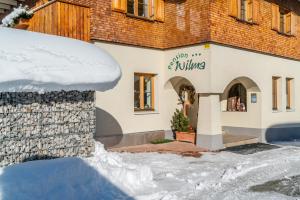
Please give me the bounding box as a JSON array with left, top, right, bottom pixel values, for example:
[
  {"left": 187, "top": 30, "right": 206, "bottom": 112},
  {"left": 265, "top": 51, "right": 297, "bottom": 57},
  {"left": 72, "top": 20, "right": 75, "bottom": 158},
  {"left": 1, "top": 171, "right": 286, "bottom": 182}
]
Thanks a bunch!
[{"left": 7, "top": 0, "right": 300, "bottom": 150}]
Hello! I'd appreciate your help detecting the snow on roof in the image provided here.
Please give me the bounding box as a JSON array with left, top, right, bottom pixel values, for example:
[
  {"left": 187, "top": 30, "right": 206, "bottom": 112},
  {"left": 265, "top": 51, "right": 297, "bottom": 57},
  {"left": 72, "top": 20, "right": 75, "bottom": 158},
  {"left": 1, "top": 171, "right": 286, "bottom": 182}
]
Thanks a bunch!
[{"left": 0, "top": 27, "right": 121, "bottom": 92}]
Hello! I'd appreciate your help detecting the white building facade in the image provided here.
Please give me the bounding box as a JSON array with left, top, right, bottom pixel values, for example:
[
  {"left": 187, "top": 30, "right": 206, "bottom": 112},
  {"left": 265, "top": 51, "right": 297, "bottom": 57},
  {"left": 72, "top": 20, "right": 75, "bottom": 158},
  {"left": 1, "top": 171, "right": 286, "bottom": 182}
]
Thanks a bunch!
[{"left": 95, "top": 41, "right": 300, "bottom": 150}]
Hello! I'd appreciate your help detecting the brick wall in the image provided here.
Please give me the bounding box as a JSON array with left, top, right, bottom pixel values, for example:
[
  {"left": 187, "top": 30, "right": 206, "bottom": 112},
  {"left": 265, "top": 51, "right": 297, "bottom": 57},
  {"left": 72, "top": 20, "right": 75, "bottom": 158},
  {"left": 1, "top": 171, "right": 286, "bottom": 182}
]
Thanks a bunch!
[
  {"left": 88, "top": 0, "right": 300, "bottom": 60},
  {"left": 60, "top": 0, "right": 165, "bottom": 48},
  {"left": 19, "top": 0, "right": 300, "bottom": 60},
  {"left": 163, "top": 0, "right": 210, "bottom": 49},
  {"left": 210, "top": 0, "right": 300, "bottom": 60},
  {"left": 56, "top": 0, "right": 209, "bottom": 49}
]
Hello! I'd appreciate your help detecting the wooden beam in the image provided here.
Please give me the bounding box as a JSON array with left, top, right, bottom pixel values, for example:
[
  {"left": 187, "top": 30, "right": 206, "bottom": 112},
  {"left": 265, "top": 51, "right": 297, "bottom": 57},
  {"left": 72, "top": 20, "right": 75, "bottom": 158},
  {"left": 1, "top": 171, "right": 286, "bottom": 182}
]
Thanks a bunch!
[
  {"left": 0, "top": 3, "right": 10, "bottom": 9},
  {"left": 151, "top": 76, "right": 155, "bottom": 109},
  {"left": 0, "top": 0, "right": 17, "bottom": 6},
  {"left": 31, "top": 0, "right": 56, "bottom": 13},
  {"left": 140, "top": 76, "right": 144, "bottom": 110}
]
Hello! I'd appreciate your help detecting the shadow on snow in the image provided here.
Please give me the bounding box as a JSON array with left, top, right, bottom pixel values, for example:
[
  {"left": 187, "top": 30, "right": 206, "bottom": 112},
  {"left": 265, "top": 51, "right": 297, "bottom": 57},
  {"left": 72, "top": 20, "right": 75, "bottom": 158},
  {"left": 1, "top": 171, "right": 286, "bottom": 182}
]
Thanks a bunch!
[{"left": 0, "top": 157, "right": 134, "bottom": 200}]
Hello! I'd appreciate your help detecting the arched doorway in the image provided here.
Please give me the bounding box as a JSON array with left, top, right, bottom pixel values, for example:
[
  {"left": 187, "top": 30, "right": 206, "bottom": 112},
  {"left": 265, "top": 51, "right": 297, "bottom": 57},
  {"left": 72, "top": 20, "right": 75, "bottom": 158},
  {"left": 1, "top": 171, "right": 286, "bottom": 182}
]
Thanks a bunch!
[{"left": 164, "top": 76, "right": 198, "bottom": 131}]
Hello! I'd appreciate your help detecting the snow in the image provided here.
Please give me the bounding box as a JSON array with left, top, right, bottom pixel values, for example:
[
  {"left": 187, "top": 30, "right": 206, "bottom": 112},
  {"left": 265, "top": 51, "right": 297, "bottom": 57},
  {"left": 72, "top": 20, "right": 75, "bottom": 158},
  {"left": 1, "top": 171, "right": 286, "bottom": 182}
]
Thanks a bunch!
[
  {"left": 87, "top": 142, "right": 154, "bottom": 193},
  {"left": 272, "top": 140, "right": 300, "bottom": 147},
  {"left": 1, "top": 142, "right": 300, "bottom": 199},
  {"left": 0, "top": 28, "right": 121, "bottom": 92},
  {"left": 0, "top": 142, "right": 154, "bottom": 200},
  {"left": 1, "top": 5, "right": 33, "bottom": 27}
]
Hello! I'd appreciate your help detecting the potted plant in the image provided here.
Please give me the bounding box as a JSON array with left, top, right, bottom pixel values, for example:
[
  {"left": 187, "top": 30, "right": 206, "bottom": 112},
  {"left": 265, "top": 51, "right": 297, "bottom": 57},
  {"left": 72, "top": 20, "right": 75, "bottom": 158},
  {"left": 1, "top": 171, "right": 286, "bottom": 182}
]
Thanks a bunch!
[{"left": 171, "top": 109, "right": 196, "bottom": 144}]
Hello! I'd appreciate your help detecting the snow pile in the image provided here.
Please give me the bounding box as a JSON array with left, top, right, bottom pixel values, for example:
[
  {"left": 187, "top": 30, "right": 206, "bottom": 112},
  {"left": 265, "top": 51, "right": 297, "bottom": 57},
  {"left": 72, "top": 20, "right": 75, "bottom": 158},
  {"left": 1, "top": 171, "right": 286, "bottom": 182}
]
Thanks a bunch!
[
  {"left": 87, "top": 142, "right": 154, "bottom": 193},
  {"left": 221, "top": 163, "right": 268, "bottom": 181},
  {"left": 3, "top": 141, "right": 300, "bottom": 199},
  {"left": 0, "top": 142, "right": 154, "bottom": 199},
  {"left": 1, "top": 5, "right": 33, "bottom": 27},
  {"left": 0, "top": 27, "right": 121, "bottom": 92}
]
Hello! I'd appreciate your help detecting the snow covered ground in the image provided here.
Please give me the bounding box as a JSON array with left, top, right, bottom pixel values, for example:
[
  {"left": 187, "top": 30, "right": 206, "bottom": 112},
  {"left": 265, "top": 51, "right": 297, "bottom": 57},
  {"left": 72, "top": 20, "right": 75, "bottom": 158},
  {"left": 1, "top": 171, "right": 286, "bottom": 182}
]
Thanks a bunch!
[{"left": 1, "top": 142, "right": 300, "bottom": 200}]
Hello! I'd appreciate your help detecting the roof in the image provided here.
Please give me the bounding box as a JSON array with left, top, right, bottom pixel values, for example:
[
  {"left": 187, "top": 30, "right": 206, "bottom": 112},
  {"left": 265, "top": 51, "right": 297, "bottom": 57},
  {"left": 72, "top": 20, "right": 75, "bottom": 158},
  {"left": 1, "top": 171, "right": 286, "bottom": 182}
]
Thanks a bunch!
[{"left": 0, "top": 27, "right": 121, "bottom": 92}]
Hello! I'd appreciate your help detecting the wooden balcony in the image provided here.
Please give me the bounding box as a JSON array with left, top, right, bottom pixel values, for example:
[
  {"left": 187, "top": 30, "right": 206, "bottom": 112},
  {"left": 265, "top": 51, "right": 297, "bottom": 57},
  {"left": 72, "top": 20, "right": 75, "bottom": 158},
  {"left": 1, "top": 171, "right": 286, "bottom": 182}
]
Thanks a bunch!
[{"left": 16, "top": 0, "right": 90, "bottom": 41}]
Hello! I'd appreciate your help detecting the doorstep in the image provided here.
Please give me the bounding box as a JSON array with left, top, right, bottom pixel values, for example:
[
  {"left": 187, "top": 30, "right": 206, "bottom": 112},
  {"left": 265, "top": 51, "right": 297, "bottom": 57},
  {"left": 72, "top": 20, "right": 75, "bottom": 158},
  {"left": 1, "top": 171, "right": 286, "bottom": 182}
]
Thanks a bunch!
[
  {"left": 108, "top": 141, "right": 208, "bottom": 157},
  {"left": 223, "top": 134, "right": 259, "bottom": 148}
]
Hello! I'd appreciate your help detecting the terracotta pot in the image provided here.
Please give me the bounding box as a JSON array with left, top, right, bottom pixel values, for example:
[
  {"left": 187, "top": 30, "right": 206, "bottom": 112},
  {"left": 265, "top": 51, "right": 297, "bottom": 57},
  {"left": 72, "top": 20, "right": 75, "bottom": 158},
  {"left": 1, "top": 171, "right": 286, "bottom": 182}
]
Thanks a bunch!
[{"left": 176, "top": 131, "right": 196, "bottom": 144}]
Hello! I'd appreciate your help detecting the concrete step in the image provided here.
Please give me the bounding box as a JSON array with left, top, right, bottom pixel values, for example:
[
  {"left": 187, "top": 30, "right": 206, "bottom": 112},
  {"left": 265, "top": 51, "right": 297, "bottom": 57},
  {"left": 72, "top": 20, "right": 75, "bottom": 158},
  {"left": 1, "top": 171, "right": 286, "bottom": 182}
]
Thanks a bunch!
[{"left": 223, "top": 134, "right": 259, "bottom": 148}]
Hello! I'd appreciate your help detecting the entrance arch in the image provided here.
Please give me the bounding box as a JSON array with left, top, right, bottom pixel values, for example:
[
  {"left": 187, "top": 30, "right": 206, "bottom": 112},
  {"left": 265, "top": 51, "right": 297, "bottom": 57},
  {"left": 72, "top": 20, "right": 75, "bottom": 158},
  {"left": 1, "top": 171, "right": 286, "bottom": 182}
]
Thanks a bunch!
[
  {"left": 221, "top": 76, "right": 262, "bottom": 140},
  {"left": 221, "top": 76, "right": 261, "bottom": 111},
  {"left": 165, "top": 76, "right": 198, "bottom": 130}
]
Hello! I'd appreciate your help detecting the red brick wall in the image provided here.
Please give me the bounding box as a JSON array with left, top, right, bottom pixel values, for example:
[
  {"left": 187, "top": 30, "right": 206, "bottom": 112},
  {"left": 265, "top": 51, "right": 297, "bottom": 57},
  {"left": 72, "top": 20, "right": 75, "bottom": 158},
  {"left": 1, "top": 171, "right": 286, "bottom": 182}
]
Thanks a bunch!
[
  {"left": 58, "top": 0, "right": 165, "bottom": 48},
  {"left": 72, "top": 0, "right": 210, "bottom": 49},
  {"left": 210, "top": 0, "right": 300, "bottom": 60},
  {"left": 84, "top": 0, "right": 300, "bottom": 60},
  {"left": 7, "top": 0, "right": 300, "bottom": 60},
  {"left": 163, "top": 0, "right": 210, "bottom": 49}
]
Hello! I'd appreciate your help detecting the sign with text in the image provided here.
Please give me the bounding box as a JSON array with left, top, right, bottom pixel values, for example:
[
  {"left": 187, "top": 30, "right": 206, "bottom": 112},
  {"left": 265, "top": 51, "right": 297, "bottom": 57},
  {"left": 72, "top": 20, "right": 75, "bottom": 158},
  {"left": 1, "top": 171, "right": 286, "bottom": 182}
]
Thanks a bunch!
[{"left": 168, "top": 52, "right": 206, "bottom": 71}]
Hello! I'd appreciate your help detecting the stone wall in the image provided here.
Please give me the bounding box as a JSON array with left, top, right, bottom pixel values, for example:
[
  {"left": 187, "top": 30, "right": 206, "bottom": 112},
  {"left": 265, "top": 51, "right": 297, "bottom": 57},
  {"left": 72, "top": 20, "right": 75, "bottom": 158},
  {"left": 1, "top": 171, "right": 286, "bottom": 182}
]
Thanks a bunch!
[{"left": 0, "top": 91, "right": 95, "bottom": 167}]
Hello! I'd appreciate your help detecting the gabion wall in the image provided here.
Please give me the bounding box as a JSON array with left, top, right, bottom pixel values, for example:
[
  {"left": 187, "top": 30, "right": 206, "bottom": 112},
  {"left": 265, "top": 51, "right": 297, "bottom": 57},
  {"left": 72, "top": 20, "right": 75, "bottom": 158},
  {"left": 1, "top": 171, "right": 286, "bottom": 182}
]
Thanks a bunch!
[{"left": 0, "top": 91, "right": 95, "bottom": 167}]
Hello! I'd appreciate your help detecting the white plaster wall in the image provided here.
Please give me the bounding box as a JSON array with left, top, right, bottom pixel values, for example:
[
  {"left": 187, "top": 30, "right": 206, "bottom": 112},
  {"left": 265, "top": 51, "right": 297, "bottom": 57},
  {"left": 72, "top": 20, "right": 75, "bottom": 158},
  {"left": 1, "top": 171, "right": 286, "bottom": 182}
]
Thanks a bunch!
[
  {"left": 221, "top": 92, "right": 262, "bottom": 128},
  {"left": 94, "top": 42, "right": 179, "bottom": 135},
  {"left": 94, "top": 41, "right": 300, "bottom": 136},
  {"left": 164, "top": 45, "right": 211, "bottom": 93},
  {"left": 211, "top": 44, "right": 300, "bottom": 129},
  {"left": 220, "top": 77, "right": 262, "bottom": 129}
]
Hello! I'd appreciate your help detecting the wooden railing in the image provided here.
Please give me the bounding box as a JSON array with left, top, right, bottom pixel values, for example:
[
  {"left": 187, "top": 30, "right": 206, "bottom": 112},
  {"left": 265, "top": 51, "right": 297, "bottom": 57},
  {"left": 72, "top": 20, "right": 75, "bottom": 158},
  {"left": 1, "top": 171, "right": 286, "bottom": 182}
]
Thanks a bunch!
[{"left": 16, "top": 0, "right": 90, "bottom": 41}]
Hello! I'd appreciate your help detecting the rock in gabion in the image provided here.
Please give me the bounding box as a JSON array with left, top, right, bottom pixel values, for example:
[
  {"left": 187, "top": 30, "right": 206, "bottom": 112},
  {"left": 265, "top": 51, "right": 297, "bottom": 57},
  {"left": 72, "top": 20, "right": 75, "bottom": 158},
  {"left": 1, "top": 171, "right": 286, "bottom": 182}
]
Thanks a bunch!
[{"left": 0, "top": 91, "right": 95, "bottom": 167}]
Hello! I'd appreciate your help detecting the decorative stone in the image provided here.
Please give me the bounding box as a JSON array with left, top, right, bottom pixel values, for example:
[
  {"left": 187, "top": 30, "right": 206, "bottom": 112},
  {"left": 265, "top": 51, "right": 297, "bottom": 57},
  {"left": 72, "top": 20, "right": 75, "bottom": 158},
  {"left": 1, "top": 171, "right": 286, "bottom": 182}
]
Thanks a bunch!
[{"left": 0, "top": 91, "right": 95, "bottom": 167}]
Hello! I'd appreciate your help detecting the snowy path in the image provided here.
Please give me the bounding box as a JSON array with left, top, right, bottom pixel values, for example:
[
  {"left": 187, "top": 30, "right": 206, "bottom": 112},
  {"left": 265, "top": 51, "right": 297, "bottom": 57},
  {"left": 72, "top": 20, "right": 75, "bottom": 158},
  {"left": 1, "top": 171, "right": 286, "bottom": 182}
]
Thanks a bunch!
[
  {"left": 120, "top": 146, "right": 300, "bottom": 200},
  {"left": 1, "top": 143, "right": 300, "bottom": 200}
]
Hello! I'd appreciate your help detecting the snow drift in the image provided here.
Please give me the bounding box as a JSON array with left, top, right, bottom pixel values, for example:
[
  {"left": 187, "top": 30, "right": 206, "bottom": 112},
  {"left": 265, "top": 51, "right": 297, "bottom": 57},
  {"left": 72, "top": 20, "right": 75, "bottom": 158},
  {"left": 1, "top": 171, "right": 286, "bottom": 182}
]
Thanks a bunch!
[
  {"left": 0, "top": 27, "right": 121, "bottom": 92},
  {"left": 0, "top": 142, "right": 154, "bottom": 200},
  {"left": 2, "top": 142, "right": 300, "bottom": 199}
]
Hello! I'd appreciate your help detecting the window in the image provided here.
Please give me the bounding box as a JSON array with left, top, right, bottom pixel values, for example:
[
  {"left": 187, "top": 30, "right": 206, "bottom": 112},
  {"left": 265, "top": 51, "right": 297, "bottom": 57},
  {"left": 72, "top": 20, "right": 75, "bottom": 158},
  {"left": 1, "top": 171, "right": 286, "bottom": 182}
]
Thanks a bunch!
[
  {"left": 279, "top": 10, "right": 285, "bottom": 33},
  {"left": 229, "top": 0, "right": 260, "bottom": 24},
  {"left": 240, "top": 0, "right": 246, "bottom": 21},
  {"left": 227, "top": 83, "right": 247, "bottom": 112},
  {"left": 272, "top": 77, "right": 281, "bottom": 111},
  {"left": 127, "top": 0, "right": 150, "bottom": 17},
  {"left": 134, "top": 73, "right": 155, "bottom": 111},
  {"left": 286, "top": 78, "right": 294, "bottom": 110},
  {"left": 112, "top": 0, "right": 164, "bottom": 21},
  {"left": 272, "top": 4, "right": 296, "bottom": 36},
  {"left": 127, "top": 0, "right": 134, "bottom": 14}
]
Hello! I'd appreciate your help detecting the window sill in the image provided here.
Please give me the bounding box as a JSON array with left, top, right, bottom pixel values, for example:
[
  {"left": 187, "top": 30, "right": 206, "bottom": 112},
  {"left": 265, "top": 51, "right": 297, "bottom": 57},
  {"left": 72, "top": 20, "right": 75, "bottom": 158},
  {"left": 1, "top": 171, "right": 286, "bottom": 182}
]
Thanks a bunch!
[
  {"left": 286, "top": 108, "right": 295, "bottom": 112},
  {"left": 230, "top": 16, "right": 257, "bottom": 25},
  {"left": 222, "top": 111, "right": 247, "bottom": 113},
  {"left": 273, "top": 30, "right": 295, "bottom": 37},
  {"left": 134, "top": 110, "right": 159, "bottom": 115},
  {"left": 126, "top": 13, "right": 155, "bottom": 22},
  {"left": 272, "top": 109, "right": 282, "bottom": 113}
]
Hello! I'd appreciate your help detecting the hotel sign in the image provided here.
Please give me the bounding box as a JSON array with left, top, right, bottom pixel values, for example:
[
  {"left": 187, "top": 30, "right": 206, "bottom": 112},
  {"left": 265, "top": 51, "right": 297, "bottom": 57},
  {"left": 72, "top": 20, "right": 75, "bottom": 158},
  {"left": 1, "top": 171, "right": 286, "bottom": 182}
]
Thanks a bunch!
[{"left": 168, "top": 52, "right": 206, "bottom": 71}]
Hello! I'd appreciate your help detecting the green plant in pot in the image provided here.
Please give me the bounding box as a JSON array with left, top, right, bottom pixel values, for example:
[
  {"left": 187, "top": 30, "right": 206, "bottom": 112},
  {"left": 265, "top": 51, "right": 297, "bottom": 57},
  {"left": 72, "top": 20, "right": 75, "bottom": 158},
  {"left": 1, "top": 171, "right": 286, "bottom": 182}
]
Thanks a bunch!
[
  {"left": 171, "top": 109, "right": 189, "bottom": 132},
  {"left": 171, "top": 109, "right": 196, "bottom": 143}
]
